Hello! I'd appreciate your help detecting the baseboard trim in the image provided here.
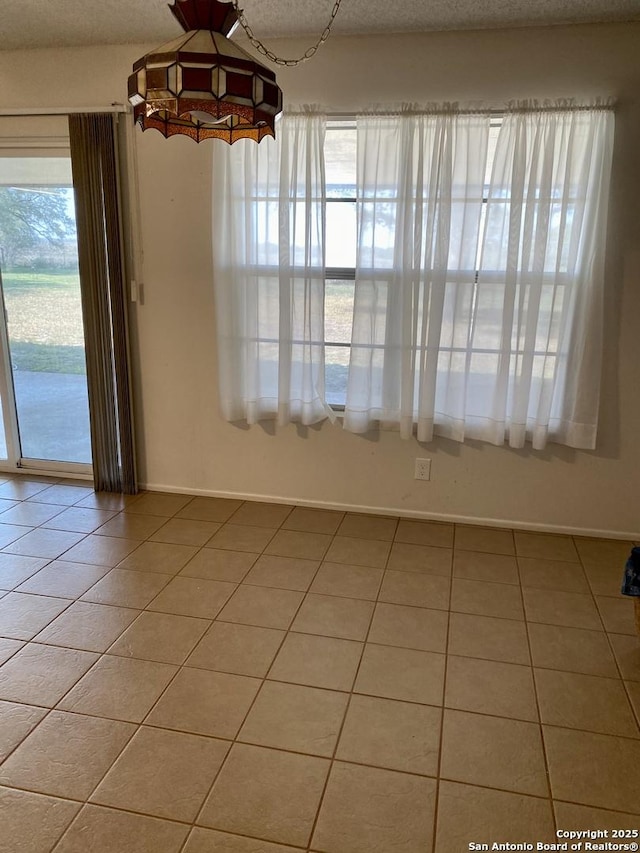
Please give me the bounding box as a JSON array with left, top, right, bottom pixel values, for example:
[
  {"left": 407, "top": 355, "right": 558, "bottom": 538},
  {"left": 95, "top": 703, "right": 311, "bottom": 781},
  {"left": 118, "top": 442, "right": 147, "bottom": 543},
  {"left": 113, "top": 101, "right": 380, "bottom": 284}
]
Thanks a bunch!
[{"left": 139, "top": 481, "right": 639, "bottom": 541}]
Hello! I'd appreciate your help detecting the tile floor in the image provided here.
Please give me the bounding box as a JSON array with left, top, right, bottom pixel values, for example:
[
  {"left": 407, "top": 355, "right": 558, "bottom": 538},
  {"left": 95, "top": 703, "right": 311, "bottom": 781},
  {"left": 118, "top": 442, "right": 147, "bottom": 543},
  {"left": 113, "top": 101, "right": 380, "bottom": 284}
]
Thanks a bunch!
[{"left": 0, "top": 476, "right": 638, "bottom": 853}]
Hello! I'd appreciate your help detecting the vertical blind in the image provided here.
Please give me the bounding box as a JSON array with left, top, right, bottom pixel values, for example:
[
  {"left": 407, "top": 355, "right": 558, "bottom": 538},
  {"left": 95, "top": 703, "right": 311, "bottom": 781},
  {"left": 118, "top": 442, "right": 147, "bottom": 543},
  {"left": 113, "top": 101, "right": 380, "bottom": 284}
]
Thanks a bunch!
[{"left": 69, "top": 113, "right": 137, "bottom": 492}]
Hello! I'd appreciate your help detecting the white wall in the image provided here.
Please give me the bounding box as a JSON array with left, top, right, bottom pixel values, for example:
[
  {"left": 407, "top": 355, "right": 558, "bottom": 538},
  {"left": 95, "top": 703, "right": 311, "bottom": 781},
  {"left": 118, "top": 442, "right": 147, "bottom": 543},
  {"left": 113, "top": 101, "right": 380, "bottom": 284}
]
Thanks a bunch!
[{"left": 1, "top": 23, "right": 639, "bottom": 537}]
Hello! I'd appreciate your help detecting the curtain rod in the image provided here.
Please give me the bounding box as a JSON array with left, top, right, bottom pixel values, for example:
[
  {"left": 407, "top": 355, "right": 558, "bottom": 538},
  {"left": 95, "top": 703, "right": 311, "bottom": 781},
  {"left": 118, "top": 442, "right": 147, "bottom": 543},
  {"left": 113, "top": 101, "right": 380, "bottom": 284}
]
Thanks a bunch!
[
  {"left": 0, "top": 104, "right": 128, "bottom": 117},
  {"left": 325, "top": 103, "right": 615, "bottom": 119}
]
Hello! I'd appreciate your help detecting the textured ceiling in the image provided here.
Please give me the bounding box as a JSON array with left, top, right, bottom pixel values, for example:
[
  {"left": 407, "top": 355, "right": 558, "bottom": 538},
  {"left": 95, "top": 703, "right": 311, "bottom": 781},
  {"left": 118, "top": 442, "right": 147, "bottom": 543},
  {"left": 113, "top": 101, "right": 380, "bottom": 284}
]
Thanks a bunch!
[{"left": 2, "top": 0, "right": 640, "bottom": 50}]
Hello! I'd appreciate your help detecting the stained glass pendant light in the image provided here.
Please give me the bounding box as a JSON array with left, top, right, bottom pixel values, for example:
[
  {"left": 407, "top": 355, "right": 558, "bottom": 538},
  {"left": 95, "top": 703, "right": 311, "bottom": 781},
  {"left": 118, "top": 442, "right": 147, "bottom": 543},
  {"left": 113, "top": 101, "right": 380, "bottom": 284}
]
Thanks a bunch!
[{"left": 128, "top": 0, "right": 283, "bottom": 143}]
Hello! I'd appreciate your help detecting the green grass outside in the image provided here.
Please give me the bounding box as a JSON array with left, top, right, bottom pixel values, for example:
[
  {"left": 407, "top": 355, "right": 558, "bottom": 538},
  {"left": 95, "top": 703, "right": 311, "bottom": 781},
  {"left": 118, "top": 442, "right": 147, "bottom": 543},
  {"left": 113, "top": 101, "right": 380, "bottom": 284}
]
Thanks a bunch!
[{"left": 1, "top": 268, "right": 87, "bottom": 374}]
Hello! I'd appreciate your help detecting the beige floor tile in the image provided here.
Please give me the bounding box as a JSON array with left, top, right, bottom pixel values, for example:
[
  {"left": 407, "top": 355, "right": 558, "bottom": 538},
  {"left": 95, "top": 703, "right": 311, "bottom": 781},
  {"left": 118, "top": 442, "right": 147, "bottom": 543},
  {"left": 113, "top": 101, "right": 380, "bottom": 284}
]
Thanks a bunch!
[
  {"left": 609, "top": 633, "right": 640, "bottom": 681},
  {"left": 355, "top": 643, "right": 445, "bottom": 705},
  {"left": 16, "top": 560, "right": 109, "bottom": 599},
  {"left": 336, "top": 693, "right": 441, "bottom": 775},
  {"left": 147, "top": 576, "right": 236, "bottom": 619},
  {"left": 268, "top": 632, "right": 362, "bottom": 691},
  {"left": 528, "top": 622, "right": 618, "bottom": 677},
  {"left": 62, "top": 535, "right": 141, "bottom": 567},
  {"left": 445, "top": 655, "right": 538, "bottom": 721},
  {"left": 291, "top": 593, "right": 374, "bottom": 641},
  {"left": 368, "top": 602, "right": 448, "bottom": 652},
  {"left": 0, "top": 592, "right": 70, "bottom": 640},
  {"left": 378, "top": 570, "right": 450, "bottom": 610},
  {"left": 543, "top": 726, "right": 640, "bottom": 812},
  {"left": 453, "top": 550, "right": 520, "bottom": 584},
  {"left": 184, "top": 828, "right": 301, "bottom": 853},
  {"left": 228, "top": 501, "right": 293, "bottom": 528},
  {"left": 108, "top": 611, "right": 210, "bottom": 664},
  {"left": 312, "top": 761, "right": 436, "bottom": 853},
  {"left": 0, "top": 554, "right": 49, "bottom": 589},
  {"left": 324, "top": 535, "right": 391, "bottom": 568},
  {"left": 387, "top": 542, "right": 452, "bottom": 575},
  {"left": 584, "top": 562, "right": 626, "bottom": 597},
  {"left": 117, "top": 541, "right": 199, "bottom": 575},
  {"left": 2, "top": 528, "right": 85, "bottom": 559},
  {"left": 57, "top": 654, "right": 177, "bottom": 722},
  {"left": 206, "top": 524, "right": 276, "bottom": 553},
  {"left": 337, "top": 513, "right": 398, "bottom": 541},
  {"left": 146, "top": 667, "right": 260, "bottom": 738},
  {"left": 535, "top": 668, "right": 639, "bottom": 736},
  {"left": 523, "top": 587, "right": 602, "bottom": 630},
  {"left": 518, "top": 556, "right": 590, "bottom": 593},
  {"left": 451, "top": 577, "right": 524, "bottom": 620},
  {"left": 264, "top": 529, "right": 332, "bottom": 560},
  {"left": 239, "top": 680, "right": 348, "bottom": 756},
  {"left": 596, "top": 596, "right": 637, "bottom": 635},
  {"left": 77, "top": 492, "right": 139, "bottom": 511},
  {"left": 0, "top": 502, "right": 66, "bottom": 527},
  {"left": 448, "top": 612, "right": 531, "bottom": 665},
  {"left": 81, "top": 568, "right": 170, "bottom": 608},
  {"left": 53, "top": 804, "right": 188, "bottom": 853},
  {"left": 553, "top": 801, "right": 640, "bottom": 831},
  {"left": 623, "top": 680, "right": 640, "bottom": 722},
  {"left": 243, "top": 554, "right": 320, "bottom": 591},
  {"left": 396, "top": 519, "right": 454, "bottom": 548},
  {"left": 0, "top": 786, "right": 81, "bottom": 853},
  {"left": 41, "top": 506, "right": 118, "bottom": 534},
  {"left": 34, "top": 601, "right": 138, "bottom": 652},
  {"left": 0, "top": 710, "right": 135, "bottom": 799},
  {"left": 0, "top": 479, "right": 50, "bottom": 500},
  {"left": 455, "top": 525, "right": 515, "bottom": 556},
  {"left": 0, "top": 644, "right": 98, "bottom": 706},
  {"left": 310, "top": 561, "right": 384, "bottom": 600},
  {"left": 436, "top": 781, "right": 556, "bottom": 852},
  {"left": 514, "top": 531, "right": 579, "bottom": 562},
  {"left": 441, "top": 709, "right": 548, "bottom": 796},
  {"left": 93, "top": 512, "right": 165, "bottom": 540},
  {"left": 0, "top": 523, "right": 35, "bottom": 549},
  {"left": 186, "top": 621, "right": 285, "bottom": 677},
  {"left": 282, "top": 506, "right": 344, "bottom": 535},
  {"left": 91, "top": 726, "right": 229, "bottom": 822},
  {"left": 29, "top": 484, "right": 94, "bottom": 506},
  {"left": 125, "top": 492, "right": 192, "bottom": 517},
  {"left": 0, "top": 638, "right": 23, "bottom": 664},
  {"left": 199, "top": 743, "right": 329, "bottom": 848},
  {"left": 0, "top": 700, "right": 47, "bottom": 762},
  {"left": 574, "top": 537, "right": 634, "bottom": 567},
  {"left": 149, "top": 518, "right": 221, "bottom": 546},
  {"left": 217, "top": 585, "right": 304, "bottom": 629},
  {"left": 179, "top": 548, "right": 257, "bottom": 583},
  {"left": 176, "top": 496, "right": 244, "bottom": 523}
]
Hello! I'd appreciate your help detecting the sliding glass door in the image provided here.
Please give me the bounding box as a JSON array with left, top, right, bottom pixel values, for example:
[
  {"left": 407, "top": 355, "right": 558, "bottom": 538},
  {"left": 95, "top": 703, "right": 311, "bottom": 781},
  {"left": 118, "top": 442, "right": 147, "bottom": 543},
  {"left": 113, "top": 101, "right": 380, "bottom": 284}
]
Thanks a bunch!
[{"left": 0, "top": 148, "right": 92, "bottom": 473}]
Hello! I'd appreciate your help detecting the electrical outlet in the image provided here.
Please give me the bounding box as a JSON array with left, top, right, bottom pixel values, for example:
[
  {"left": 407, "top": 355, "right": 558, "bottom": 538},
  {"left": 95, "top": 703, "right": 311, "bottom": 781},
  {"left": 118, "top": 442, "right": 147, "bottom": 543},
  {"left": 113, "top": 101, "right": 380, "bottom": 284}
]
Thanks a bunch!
[{"left": 414, "top": 458, "right": 431, "bottom": 480}]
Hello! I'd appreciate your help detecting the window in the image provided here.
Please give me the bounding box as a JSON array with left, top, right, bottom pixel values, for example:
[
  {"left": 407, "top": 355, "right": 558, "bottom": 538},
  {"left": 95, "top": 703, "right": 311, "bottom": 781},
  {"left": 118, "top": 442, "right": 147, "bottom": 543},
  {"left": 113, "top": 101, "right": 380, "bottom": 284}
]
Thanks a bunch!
[
  {"left": 212, "top": 105, "right": 614, "bottom": 449},
  {"left": 323, "top": 118, "right": 503, "bottom": 410}
]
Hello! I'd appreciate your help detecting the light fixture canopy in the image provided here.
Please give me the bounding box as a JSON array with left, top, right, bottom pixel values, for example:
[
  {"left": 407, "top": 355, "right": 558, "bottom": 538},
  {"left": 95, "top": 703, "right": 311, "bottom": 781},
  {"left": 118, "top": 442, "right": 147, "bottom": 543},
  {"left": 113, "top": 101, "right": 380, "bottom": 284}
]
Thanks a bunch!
[{"left": 128, "top": 0, "right": 283, "bottom": 143}]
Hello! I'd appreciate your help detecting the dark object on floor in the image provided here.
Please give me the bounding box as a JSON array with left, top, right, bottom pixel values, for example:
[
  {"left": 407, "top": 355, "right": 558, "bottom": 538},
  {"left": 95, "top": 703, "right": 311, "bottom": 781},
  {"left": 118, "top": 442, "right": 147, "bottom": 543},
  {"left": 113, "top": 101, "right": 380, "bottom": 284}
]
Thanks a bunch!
[{"left": 621, "top": 546, "right": 640, "bottom": 636}]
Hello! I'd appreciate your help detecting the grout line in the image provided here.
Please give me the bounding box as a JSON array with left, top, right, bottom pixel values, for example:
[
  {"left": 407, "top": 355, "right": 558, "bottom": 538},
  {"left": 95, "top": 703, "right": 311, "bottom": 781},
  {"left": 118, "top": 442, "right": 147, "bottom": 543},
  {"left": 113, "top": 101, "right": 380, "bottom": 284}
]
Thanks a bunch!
[
  {"left": 517, "top": 549, "right": 557, "bottom": 832},
  {"left": 430, "top": 545, "right": 454, "bottom": 853}
]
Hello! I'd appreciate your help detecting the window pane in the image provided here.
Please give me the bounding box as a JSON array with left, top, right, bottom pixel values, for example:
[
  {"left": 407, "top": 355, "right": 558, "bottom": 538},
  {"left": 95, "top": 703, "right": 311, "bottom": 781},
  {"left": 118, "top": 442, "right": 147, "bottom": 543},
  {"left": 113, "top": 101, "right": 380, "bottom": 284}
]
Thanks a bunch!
[
  {"left": 0, "top": 157, "right": 91, "bottom": 465},
  {"left": 326, "top": 200, "right": 356, "bottom": 268},
  {"left": 325, "top": 345, "right": 349, "bottom": 407},
  {"left": 325, "top": 280, "right": 355, "bottom": 344},
  {"left": 325, "top": 123, "right": 356, "bottom": 199}
]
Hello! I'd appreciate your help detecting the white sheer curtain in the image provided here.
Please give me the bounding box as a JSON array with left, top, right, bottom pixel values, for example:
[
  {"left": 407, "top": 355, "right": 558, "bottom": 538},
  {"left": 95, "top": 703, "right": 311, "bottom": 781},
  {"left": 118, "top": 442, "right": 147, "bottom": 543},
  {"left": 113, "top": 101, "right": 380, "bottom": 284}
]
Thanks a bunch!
[
  {"left": 343, "top": 110, "right": 490, "bottom": 441},
  {"left": 212, "top": 111, "right": 334, "bottom": 426},
  {"left": 343, "top": 104, "right": 614, "bottom": 449},
  {"left": 476, "top": 105, "right": 614, "bottom": 449}
]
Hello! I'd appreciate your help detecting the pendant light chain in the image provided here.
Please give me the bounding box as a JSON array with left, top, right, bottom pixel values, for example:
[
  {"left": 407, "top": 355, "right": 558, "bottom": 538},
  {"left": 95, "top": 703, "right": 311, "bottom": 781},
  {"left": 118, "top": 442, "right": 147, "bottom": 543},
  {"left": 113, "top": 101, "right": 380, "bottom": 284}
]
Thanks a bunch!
[{"left": 231, "top": 0, "right": 343, "bottom": 66}]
